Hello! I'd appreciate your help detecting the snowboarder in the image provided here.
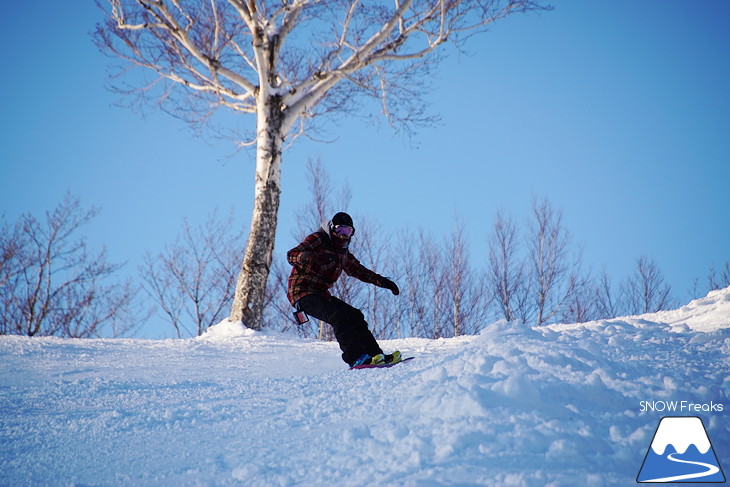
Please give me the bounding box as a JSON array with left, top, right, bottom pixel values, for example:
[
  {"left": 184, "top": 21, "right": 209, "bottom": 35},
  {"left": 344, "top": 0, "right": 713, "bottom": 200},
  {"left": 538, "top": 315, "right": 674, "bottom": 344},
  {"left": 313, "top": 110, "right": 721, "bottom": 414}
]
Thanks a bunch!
[{"left": 287, "top": 212, "right": 401, "bottom": 368}]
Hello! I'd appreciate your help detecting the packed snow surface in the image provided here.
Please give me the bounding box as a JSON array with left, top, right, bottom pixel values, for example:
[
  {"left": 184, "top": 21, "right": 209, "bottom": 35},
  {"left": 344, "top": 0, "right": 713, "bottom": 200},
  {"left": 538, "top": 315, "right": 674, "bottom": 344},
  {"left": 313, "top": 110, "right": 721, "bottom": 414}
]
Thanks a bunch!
[{"left": 2, "top": 288, "right": 729, "bottom": 486}]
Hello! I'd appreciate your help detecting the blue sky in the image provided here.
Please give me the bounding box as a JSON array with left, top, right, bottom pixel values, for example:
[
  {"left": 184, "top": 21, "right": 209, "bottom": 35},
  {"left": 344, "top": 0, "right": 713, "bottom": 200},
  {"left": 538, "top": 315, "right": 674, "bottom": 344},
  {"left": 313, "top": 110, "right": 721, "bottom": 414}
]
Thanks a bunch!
[{"left": 1, "top": 1, "right": 729, "bottom": 338}]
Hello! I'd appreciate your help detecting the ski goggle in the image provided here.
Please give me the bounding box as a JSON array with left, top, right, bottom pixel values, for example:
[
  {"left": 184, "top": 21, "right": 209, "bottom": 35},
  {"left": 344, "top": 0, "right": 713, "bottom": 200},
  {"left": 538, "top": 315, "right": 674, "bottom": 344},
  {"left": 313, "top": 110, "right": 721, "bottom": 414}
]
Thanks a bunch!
[{"left": 332, "top": 224, "right": 355, "bottom": 239}]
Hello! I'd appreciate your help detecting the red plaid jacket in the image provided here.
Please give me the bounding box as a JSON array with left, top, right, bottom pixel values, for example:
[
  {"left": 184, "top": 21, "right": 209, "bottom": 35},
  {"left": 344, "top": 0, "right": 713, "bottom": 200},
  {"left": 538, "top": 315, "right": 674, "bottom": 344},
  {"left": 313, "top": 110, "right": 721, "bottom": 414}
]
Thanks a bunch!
[{"left": 286, "top": 230, "right": 387, "bottom": 305}]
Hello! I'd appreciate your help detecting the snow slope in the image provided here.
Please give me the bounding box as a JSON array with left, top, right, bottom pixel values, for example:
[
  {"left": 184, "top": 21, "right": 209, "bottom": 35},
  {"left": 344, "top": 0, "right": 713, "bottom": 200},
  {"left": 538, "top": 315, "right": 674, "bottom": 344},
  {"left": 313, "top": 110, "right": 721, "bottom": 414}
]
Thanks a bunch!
[{"left": 1, "top": 288, "right": 729, "bottom": 486}]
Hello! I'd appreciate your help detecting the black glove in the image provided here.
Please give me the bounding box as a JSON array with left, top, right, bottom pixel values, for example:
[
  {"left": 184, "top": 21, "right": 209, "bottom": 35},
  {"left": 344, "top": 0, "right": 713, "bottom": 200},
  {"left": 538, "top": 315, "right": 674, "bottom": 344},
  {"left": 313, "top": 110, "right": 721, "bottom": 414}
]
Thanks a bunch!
[{"left": 382, "top": 278, "right": 400, "bottom": 296}]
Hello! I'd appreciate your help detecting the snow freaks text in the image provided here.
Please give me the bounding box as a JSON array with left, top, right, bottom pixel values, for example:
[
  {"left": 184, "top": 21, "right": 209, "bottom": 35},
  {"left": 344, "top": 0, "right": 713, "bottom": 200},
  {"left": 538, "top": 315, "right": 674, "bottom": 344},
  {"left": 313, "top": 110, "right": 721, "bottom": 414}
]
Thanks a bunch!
[{"left": 639, "top": 401, "right": 724, "bottom": 413}]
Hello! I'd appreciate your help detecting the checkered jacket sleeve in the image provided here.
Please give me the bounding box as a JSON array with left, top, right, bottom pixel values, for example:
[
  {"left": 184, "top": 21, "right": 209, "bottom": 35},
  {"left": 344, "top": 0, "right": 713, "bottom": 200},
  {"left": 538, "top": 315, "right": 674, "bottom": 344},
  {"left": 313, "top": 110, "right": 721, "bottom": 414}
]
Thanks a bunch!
[{"left": 342, "top": 251, "right": 386, "bottom": 287}]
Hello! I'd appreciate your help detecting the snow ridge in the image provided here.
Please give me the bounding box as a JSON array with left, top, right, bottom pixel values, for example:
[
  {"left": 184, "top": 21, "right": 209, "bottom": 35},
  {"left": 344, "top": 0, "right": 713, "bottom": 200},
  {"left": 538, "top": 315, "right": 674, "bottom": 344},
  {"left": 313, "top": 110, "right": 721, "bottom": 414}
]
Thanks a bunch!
[{"left": 1, "top": 288, "right": 728, "bottom": 486}]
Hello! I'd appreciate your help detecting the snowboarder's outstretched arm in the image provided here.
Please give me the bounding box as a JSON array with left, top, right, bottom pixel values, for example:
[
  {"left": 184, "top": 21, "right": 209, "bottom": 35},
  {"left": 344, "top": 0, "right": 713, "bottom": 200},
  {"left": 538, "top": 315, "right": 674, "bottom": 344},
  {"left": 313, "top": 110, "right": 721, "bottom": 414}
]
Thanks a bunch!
[{"left": 343, "top": 253, "right": 399, "bottom": 295}]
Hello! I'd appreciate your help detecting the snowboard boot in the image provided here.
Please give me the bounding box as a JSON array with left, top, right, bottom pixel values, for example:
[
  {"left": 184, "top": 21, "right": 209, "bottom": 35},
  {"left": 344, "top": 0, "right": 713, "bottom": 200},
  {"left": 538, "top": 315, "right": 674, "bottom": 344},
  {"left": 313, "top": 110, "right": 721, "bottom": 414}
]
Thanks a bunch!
[
  {"left": 370, "top": 354, "right": 386, "bottom": 365},
  {"left": 352, "top": 354, "right": 373, "bottom": 367},
  {"left": 384, "top": 351, "right": 402, "bottom": 364}
]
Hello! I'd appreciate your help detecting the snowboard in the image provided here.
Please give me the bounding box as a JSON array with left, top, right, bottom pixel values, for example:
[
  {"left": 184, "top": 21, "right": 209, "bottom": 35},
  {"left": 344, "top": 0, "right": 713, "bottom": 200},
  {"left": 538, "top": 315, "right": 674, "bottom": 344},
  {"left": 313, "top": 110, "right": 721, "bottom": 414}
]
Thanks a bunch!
[{"left": 350, "top": 356, "right": 414, "bottom": 370}]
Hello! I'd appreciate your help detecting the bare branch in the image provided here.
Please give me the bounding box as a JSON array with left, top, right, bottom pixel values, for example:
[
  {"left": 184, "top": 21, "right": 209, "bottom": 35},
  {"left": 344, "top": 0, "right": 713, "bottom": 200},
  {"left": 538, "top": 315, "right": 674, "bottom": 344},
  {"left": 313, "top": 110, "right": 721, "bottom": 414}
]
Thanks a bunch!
[
  {"left": 527, "top": 196, "right": 580, "bottom": 326},
  {"left": 621, "top": 256, "right": 674, "bottom": 315},
  {"left": 488, "top": 209, "right": 527, "bottom": 322},
  {"left": 140, "top": 209, "right": 245, "bottom": 337},
  {"left": 0, "top": 193, "right": 140, "bottom": 337}
]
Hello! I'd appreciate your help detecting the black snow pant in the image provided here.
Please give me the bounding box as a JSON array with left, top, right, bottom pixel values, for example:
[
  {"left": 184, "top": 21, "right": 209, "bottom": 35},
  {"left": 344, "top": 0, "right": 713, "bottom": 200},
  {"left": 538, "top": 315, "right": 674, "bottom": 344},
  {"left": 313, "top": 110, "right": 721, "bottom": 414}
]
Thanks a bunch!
[{"left": 296, "top": 294, "right": 383, "bottom": 366}]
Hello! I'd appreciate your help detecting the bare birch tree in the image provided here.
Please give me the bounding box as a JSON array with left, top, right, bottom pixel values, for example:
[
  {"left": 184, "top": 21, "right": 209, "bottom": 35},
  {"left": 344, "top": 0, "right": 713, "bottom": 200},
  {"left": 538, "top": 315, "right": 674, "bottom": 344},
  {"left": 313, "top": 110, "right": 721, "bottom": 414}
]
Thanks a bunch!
[
  {"left": 592, "top": 267, "right": 620, "bottom": 320},
  {"left": 621, "top": 256, "right": 674, "bottom": 315},
  {"left": 487, "top": 209, "right": 528, "bottom": 322},
  {"left": 526, "top": 196, "right": 580, "bottom": 326},
  {"left": 557, "top": 270, "right": 593, "bottom": 323},
  {"left": 140, "top": 210, "right": 244, "bottom": 337},
  {"left": 94, "top": 0, "right": 550, "bottom": 329},
  {"left": 292, "top": 157, "right": 351, "bottom": 242},
  {"left": 708, "top": 261, "right": 730, "bottom": 291},
  {"left": 443, "top": 218, "right": 484, "bottom": 336},
  {"left": 396, "top": 227, "right": 429, "bottom": 337},
  {"left": 0, "top": 193, "right": 139, "bottom": 337},
  {"left": 419, "top": 231, "right": 449, "bottom": 338}
]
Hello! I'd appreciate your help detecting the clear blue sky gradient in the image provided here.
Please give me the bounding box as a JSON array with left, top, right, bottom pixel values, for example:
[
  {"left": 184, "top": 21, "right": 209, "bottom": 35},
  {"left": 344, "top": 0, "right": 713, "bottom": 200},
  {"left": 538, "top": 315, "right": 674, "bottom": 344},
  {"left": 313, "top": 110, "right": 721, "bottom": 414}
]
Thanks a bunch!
[{"left": 2, "top": 1, "right": 728, "bottom": 337}]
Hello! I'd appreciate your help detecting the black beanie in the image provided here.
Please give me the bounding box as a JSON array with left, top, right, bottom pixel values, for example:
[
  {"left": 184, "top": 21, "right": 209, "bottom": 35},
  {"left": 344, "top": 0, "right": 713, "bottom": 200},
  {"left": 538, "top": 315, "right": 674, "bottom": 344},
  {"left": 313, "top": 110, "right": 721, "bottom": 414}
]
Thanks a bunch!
[{"left": 332, "top": 212, "right": 354, "bottom": 227}]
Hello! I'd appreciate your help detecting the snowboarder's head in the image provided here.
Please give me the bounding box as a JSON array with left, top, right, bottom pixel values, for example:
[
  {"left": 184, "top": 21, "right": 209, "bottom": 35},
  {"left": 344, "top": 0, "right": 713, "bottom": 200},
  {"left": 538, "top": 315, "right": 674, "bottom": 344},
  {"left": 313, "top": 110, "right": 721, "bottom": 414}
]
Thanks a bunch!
[{"left": 329, "top": 212, "right": 354, "bottom": 248}]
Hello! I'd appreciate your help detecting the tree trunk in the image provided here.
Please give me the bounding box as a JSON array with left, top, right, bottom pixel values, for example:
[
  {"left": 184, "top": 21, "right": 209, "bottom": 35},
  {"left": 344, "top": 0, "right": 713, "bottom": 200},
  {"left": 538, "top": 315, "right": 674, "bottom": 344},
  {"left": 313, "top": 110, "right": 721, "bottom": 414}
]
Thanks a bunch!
[{"left": 230, "top": 93, "right": 284, "bottom": 329}]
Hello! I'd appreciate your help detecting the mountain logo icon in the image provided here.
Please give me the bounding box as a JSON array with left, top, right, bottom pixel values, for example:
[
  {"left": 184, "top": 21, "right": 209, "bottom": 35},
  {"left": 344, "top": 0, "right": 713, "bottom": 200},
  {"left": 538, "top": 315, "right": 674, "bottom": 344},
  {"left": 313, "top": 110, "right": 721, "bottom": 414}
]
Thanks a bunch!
[{"left": 637, "top": 416, "right": 726, "bottom": 483}]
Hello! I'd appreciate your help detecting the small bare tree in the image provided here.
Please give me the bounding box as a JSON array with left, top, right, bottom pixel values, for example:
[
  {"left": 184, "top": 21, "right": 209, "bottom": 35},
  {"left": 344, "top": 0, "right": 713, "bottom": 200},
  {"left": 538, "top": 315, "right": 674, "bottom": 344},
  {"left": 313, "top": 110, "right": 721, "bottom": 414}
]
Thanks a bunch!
[
  {"left": 557, "top": 270, "right": 594, "bottom": 324},
  {"left": 487, "top": 209, "right": 528, "bottom": 322},
  {"left": 95, "top": 0, "right": 550, "bottom": 330},
  {"left": 0, "top": 193, "right": 138, "bottom": 337},
  {"left": 292, "top": 157, "right": 352, "bottom": 242},
  {"left": 419, "top": 231, "right": 449, "bottom": 338},
  {"left": 708, "top": 261, "right": 730, "bottom": 291},
  {"left": 526, "top": 196, "right": 580, "bottom": 326},
  {"left": 396, "top": 227, "right": 429, "bottom": 337},
  {"left": 443, "top": 218, "right": 484, "bottom": 336},
  {"left": 622, "top": 255, "right": 674, "bottom": 315},
  {"left": 592, "top": 267, "right": 620, "bottom": 320},
  {"left": 140, "top": 210, "right": 244, "bottom": 337}
]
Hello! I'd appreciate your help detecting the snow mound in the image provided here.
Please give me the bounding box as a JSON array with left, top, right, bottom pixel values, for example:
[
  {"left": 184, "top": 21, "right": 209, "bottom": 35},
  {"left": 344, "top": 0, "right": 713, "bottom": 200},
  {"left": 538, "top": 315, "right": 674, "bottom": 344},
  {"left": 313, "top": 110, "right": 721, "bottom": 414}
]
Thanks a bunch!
[
  {"left": 641, "top": 285, "right": 730, "bottom": 332},
  {"left": 196, "top": 319, "right": 256, "bottom": 341},
  {"left": 1, "top": 290, "right": 728, "bottom": 486},
  {"left": 550, "top": 286, "right": 730, "bottom": 334}
]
